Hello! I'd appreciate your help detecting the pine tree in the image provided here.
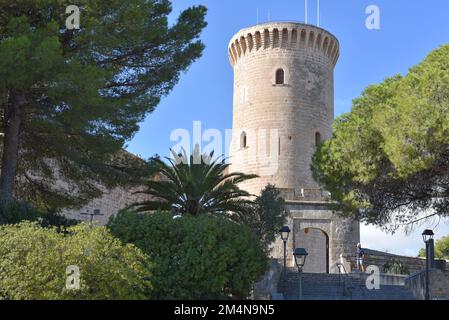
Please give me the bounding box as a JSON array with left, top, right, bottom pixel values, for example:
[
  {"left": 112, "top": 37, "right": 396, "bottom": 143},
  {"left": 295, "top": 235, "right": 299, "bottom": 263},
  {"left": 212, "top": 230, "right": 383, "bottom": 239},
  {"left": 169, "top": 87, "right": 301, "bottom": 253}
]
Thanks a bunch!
[
  {"left": 0, "top": 0, "right": 207, "bottom": 217},
  {"left": 312, "top": 44, "right": 449, "bottom": 230}
]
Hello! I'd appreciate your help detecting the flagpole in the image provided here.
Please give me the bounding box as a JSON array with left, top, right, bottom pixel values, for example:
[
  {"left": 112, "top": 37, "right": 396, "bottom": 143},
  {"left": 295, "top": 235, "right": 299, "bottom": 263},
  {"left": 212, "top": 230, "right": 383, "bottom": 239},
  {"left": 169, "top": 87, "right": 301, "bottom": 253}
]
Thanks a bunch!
[
  {"left": 317, "top": 0, "right": 320, "bottom": 27},
  {"left": 305, "top": 0, "right": 308, "bottom": 24}
]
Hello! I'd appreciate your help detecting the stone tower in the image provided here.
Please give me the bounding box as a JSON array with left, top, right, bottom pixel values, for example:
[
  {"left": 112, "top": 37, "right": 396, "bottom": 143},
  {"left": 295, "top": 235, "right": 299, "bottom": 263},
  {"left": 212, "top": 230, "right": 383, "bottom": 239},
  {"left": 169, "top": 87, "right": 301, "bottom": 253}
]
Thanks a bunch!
[{"left": 228, "top": 22, "right": 360, "bottom": 273}]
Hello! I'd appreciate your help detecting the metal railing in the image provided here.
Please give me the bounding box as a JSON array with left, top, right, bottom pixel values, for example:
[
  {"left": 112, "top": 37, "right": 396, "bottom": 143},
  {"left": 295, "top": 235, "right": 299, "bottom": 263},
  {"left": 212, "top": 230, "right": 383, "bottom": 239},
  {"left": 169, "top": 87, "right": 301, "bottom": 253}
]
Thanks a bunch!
[{"left": 334, "top": 262, "right": 365, "bottom": 300}]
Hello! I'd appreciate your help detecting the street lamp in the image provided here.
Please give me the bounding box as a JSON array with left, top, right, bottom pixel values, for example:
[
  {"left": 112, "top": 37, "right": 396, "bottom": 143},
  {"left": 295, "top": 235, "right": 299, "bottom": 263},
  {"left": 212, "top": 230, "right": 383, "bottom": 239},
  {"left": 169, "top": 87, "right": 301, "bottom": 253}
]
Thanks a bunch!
[
  {"left": 279, "top": 226, "right": 291, "bottom": 272},
  {"left": 280, "top": 226, "right": 291, "bottom": 242},
  {"left": 293, "top": 248, "right": 308, "bottom": 300},
  {"left": 422, "top": 229, "right": 434, "bottom": 243},
  {"left": 422, "top": 229, "right": 434, "bottom": 300},
  {"left": 279, "top": 226, "right": 290, "bottom": 294}
]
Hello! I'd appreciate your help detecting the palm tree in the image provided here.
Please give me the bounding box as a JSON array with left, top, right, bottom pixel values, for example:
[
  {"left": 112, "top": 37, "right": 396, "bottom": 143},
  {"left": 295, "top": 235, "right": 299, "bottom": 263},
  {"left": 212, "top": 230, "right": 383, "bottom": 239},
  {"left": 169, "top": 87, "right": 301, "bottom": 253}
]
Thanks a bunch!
[{"left": 132, "top": 146, "right": 258, "bottom": 216}]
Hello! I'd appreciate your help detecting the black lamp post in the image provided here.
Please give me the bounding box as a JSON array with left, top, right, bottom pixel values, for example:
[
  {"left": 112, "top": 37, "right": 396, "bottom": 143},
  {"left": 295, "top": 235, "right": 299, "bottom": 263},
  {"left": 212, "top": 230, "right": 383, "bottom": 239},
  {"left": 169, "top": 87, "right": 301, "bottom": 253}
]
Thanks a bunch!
[
  {"left": 293, "top": 248, "right": 308, "bottom": 300},
  {"left": 280, "top": 226, "right": 291, "bottom": 273},
  {"left": 279, "top": 226, "right": 291, "bottom": 294},
  {"left": 422, "top": 229, "right": 434, "bottom": 300}
]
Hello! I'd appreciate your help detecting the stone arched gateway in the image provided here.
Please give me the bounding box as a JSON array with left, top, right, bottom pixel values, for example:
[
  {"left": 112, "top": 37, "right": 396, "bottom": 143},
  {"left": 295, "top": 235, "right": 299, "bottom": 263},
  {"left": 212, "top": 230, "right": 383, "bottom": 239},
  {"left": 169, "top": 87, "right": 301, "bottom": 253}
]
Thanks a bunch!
[
  {"left": 296, "top": 227, "right": 329, "bottom": 273},
  {"left": 270, "top": 200, "right": 360, "bottom": 274}
]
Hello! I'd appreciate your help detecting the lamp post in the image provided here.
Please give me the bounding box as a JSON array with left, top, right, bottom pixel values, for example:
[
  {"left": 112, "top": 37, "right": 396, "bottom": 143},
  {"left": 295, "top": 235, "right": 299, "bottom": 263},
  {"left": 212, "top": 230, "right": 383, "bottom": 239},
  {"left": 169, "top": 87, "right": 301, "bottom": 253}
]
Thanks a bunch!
[
  {"left": 422, "top": 229, "right": 434, "bottom": 300},
  {"left": 279, "top": 226, "right": 291, "bottom": 273},
  {"left": 279, "top": 226, "right": 290, "bottom": 294},
  {"left": 293, "top": 248, "right": 308, "bottom": 300}
]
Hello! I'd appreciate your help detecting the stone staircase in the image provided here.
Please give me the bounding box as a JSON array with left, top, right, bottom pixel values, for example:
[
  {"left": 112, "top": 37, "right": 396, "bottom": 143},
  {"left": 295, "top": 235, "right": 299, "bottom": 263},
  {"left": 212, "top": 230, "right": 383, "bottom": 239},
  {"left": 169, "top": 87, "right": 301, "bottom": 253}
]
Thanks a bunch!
[{"left": 280, "top": 269, "right": 416, "bottom": 300}]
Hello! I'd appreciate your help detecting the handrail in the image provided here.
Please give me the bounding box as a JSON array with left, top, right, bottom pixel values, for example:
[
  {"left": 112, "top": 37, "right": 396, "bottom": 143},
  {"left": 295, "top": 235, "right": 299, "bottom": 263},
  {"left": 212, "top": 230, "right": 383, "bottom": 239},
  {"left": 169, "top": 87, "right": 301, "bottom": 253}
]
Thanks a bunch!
[
  {"left": 334, "top": 262, "right": 349, "bottom": 288},
  {"left": 333, "top": 262, "right": 365, "bottom": 300}
]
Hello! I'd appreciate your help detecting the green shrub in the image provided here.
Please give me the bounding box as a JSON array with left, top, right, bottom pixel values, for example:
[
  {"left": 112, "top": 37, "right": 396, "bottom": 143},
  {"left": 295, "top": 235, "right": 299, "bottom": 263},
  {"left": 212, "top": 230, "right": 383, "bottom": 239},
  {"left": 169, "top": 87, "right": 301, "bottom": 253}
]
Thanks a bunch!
[
  {"left": 382, "top": 259, "right": 410, "bottom": 275},
  {"left": 108, "top": 210, "right": 268, "bottom": 299},
  {"left": 0, "top": 221, "right": 152, "bottom": 300},
  {"left": 230, "top": 184, "right": 288, "bottom": 253}
]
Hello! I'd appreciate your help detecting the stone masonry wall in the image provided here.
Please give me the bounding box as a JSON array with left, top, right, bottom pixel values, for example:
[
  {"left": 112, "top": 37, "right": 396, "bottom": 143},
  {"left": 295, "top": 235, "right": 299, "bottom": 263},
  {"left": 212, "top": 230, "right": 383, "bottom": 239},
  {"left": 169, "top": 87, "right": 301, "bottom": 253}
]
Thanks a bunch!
[
  {"left": 61, "top": 185, "right": 150, "bottom": 225},
  {"left": 360, "top": 248, "right": 447, "bottom": 274},
  {"left": 405, "top": 269, "right": 449, "bottom": 299}
]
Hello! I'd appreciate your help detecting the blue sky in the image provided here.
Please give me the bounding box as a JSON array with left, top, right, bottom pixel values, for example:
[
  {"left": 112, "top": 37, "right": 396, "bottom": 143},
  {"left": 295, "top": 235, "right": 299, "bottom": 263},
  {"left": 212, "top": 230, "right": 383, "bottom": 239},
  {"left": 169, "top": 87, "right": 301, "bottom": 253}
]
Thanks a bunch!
[{"left": 126, "top": 0, "right": 449, "bottom": 255}]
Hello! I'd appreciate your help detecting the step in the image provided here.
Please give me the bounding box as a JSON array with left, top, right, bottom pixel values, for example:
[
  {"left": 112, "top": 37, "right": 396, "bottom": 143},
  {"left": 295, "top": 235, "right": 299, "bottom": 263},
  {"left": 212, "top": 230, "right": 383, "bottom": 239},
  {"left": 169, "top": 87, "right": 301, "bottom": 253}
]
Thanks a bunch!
[{"left": 280, "top": 272, "right": 416, "bottom": 300}]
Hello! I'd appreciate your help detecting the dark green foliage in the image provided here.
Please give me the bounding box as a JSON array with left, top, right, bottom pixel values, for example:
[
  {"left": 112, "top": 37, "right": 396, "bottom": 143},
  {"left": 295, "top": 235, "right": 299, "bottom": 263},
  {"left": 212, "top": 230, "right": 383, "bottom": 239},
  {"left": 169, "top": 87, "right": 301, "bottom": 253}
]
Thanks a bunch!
[
  {"left": 133, "top": 146, "right": 258, "bottom": 215},
  {"left": 108, "top": 210, "right": 268, "bottom": 299},
  {"left": 0, "top": 201, "right": 78, "bottom": 227},
  {"left": 312, "top": 44, "right": 449, "bottom": 230},
  {"left": 0, "top": 0, "right": 207, "bottom": 212},
  {"left": 230, "top": 184, "right": 289, "bottom": 253}
]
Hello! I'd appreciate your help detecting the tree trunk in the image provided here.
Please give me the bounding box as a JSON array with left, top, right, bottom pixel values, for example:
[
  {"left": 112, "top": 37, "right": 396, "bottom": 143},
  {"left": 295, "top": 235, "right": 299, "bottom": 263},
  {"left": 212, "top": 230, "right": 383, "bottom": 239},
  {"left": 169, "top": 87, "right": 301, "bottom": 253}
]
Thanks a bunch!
[{"left": 0, "top": 90, "right": 25, "bottom": 208}]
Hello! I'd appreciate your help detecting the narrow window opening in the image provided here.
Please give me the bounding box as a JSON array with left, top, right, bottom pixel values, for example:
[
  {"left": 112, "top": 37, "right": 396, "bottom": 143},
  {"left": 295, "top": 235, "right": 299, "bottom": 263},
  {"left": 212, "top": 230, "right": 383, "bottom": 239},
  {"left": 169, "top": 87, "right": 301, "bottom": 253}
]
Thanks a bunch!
[
  {"left": 315, "top": 132, "right": 322, "bottom": 146},
  {"left": 275, "top": 69, "right": 285, "bottom": 85},
  {"left": 240, "top": 132, "right": 247, "bottom": 149},
  {"left": 278, "top": 137, "right": 281, "bottom": 156}
]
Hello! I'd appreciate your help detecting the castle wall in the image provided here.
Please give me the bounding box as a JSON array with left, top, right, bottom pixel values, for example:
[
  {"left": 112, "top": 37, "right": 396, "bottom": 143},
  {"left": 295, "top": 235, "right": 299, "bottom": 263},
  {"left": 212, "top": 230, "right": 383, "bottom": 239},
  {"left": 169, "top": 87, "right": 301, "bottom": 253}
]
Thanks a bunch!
[
  {"left": 61, "top": 186, "right": 150, "bottom": 225},
  {"left": 361, "top": 248, "right": 447, "bottom": 274},
  {"left": 406, "top": 269, "right": 449, "bottom": 300}
]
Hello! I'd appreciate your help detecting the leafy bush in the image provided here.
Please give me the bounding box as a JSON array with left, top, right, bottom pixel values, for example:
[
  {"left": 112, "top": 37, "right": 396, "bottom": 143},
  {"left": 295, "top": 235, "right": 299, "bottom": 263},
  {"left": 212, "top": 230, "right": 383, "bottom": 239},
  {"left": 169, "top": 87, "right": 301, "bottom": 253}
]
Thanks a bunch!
[
  {"left": 382, "top": 259, "right": 410, "bottom": 275},
  {"left": 0, "top": 201, "right": 78, "bottom": 227},
  {"left": 230, "top": 184, "right": 288, "bottom": 253},
  {"left": 108, "top": 210, "right": 268, "bottom": 299},
  {"left": 0, "top": 221, "right": 152, "bottom": 300}
]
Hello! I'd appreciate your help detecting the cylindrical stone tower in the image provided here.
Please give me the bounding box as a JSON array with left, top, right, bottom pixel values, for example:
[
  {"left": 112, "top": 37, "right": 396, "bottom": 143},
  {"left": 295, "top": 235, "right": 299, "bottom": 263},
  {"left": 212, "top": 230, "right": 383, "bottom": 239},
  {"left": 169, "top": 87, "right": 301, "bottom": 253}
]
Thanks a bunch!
[
  {"left": 228, "top": 22, "right": 338, "bottom": 196},
  {"left": 228, "top": 22, "right": 359, "bottom": 273}
]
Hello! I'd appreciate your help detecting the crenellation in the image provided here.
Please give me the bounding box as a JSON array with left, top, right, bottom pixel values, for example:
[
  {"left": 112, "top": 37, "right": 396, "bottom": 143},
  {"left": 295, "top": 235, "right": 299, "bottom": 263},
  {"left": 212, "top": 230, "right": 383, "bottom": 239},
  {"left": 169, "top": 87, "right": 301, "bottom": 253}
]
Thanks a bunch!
[{"left": 229, "top": 23, "right": 339, "bottom": 68}]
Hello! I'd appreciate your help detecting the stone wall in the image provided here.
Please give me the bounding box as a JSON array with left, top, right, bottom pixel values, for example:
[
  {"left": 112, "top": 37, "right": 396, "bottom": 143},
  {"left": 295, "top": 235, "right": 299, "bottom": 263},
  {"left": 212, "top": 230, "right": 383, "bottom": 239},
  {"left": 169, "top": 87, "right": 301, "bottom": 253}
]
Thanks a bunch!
[
  {"left": 405, "top": 269, "right": 449, "bottom": 300},
  {"left": 350, "top": 248, "right": 447, "bottom": 274},
  {"left": 61, "top": 185, "right": 150, "bottom": 225}
]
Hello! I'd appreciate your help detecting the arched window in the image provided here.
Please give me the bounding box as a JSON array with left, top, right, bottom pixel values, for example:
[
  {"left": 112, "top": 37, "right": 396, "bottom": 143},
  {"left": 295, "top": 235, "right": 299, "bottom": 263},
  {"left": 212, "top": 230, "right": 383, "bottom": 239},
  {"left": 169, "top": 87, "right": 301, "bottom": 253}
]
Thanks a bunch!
[
  {"left": 275, "top": 69, "right": 284, "bottom": 85},
  {"left": 240, "top": 131, "right": 247, "bottom": 149},
  {"left": 315, "top": 132, "right": 322, "bottom": 146}
]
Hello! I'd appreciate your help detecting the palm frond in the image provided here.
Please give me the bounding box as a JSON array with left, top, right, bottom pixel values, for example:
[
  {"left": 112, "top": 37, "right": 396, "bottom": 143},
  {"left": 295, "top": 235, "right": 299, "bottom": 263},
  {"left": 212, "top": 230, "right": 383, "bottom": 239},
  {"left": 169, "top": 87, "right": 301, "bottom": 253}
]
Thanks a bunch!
[{"left": 131, "top": 145, "right": 257, "bottom": 215}]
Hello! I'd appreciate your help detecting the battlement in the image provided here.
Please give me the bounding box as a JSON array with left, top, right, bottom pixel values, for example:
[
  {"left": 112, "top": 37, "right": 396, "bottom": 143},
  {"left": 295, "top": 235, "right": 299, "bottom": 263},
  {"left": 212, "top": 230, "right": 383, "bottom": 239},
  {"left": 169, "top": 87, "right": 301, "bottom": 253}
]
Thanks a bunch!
[{"left": 228, "top": 22, "right": 339, "bottom": 67}]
